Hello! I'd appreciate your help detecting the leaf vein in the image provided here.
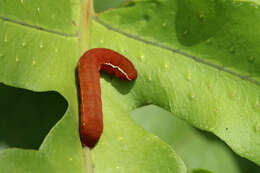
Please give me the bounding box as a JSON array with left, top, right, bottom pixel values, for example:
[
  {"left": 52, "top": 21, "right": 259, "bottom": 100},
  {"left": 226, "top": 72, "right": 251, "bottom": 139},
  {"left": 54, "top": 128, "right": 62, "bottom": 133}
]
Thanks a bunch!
[
  {"left": 0, "top": 16, "right": 78, "bottom": 37},
  {"left": 94, "top": 17, "right": 260, "bottom": 86}
]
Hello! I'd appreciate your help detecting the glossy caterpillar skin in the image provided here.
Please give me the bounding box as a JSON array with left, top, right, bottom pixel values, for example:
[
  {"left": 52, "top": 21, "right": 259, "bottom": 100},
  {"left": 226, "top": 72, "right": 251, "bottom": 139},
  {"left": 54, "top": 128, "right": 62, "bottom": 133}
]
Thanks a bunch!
[{"left": 77, "top": 48, "right": 138, "bottom": 148}]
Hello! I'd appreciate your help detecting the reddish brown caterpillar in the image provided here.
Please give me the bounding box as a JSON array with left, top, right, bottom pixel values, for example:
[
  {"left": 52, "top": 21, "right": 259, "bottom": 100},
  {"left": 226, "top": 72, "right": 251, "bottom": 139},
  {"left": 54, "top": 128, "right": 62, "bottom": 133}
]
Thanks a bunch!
[{"left": 77, "top": 48, "right": 138, "bottom": 148}]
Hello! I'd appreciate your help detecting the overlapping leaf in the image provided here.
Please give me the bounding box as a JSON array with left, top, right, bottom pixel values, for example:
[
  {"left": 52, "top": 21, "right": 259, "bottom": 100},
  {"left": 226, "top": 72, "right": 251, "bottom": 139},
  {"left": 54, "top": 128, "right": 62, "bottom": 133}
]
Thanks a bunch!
[{"left": 95, "top": 0, "right": 260, "bottom": 167}]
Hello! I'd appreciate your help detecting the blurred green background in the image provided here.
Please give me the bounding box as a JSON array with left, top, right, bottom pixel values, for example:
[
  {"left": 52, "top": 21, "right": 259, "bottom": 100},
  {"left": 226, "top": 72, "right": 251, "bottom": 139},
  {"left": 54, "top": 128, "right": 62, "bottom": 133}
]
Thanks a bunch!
[
  {"left": 94, "top": 0, "right": 125, "bottom": 12},
  {"left": 1, "top": 0, "right": 260, "bottom": 172}
]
